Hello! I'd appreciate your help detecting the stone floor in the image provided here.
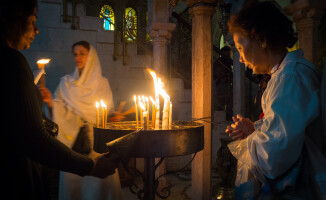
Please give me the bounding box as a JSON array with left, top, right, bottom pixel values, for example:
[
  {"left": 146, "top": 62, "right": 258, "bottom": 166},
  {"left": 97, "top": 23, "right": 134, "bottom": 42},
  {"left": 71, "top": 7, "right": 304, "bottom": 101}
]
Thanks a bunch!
[
  {"left": 121, "top": 169, "right": 224, "bottom": 200},
  {"left": 49, "top": 167, "right": 233, "bottom": 200}
]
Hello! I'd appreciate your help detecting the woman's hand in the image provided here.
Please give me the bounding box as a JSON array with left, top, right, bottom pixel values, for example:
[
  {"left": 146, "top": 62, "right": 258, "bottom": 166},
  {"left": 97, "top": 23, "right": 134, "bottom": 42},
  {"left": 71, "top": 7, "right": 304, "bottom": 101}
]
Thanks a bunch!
[
  {"left": 225, "top": 114, "right": 255, "bottom": 140},
  {"left": 109, "top": 112, "right": 126, "bottom": 122},
  {"left": 89, "top": 151, "right": 120, "bottom": 178},
  {"left": 38, "top": 86, "right": 53, "bottom": 108}
]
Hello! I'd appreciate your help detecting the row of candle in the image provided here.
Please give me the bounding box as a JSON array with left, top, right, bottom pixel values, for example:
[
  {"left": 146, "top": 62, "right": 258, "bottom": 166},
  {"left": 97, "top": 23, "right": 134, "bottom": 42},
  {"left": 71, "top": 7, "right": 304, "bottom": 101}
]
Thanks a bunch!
[
  {"left": 95, "top": 100, "right": 108, "bottom": 128},
  {"left": 133, "top": 94, "right": 172, "bottom": 130}
]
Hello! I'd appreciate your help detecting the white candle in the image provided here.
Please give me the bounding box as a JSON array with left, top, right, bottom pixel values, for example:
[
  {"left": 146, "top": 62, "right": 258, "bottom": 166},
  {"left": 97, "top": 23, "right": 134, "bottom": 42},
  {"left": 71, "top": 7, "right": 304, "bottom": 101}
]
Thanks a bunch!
[
  {"left": 36, "top": 59, "right": 50, "bottom": 87},
  {"left": 143, "top": 110, "right": 148, "bottom": 130},
  {"left": 145, "top": 97, "right": 149, "bottom": 129},
  {"left": 169, "top": 101, "right": 172, "bottom": 129},
  {"left": 162, "top": 97, "right": 169, "bottom": 129}
]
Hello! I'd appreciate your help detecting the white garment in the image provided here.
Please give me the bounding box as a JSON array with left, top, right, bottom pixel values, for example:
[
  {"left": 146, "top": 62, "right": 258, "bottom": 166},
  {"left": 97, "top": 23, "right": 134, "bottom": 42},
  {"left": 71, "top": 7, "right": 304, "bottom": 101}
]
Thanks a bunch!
[
  {"left": 228, "top": 49, "right": 326, "bottom": 199},
  {"left": 53, "top": 45, "right": 114, "bottom": 148},
  {"left": 59, "top": 170, "right": 122, "bottom": 200},
  {"left": 52, "top": 45, "right": 121, "bottom": 200}
]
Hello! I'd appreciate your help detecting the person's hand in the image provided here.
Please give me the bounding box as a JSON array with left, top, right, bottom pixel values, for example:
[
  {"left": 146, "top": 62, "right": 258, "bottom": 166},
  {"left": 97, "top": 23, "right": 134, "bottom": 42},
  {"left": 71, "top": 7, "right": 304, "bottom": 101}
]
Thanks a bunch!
[
  {"left": 89, "top": 151, "right": 120, "bottom": 178},
  {"left": 225, "top": 114, "right": 255, "bottom": 140},
  {"left": 109, "top": 112, "right": 126, "bottom": 122},
  {"left": 38, "top": 86, "right": 53, "bottom": 108}
]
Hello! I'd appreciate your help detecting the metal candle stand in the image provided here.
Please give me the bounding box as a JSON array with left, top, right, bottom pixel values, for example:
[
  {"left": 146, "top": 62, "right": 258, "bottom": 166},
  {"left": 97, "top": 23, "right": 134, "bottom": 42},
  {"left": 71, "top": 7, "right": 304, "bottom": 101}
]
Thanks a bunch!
[{"left": 93, "top": 121, "right": 204, "bottom": 200}]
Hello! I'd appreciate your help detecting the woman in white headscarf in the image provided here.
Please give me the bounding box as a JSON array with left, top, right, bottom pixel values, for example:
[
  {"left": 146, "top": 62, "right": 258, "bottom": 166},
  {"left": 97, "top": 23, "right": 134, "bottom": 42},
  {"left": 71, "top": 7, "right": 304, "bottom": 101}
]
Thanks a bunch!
[{"left": 40, "top": 41, "right": 122, "bottom": 200}]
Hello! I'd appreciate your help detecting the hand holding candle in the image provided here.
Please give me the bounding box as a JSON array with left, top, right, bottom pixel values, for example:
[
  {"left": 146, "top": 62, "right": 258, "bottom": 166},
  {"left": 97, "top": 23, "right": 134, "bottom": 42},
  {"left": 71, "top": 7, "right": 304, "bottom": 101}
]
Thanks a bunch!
[{"left": 35, "top": 59, "right": 50, "bottom": 86}]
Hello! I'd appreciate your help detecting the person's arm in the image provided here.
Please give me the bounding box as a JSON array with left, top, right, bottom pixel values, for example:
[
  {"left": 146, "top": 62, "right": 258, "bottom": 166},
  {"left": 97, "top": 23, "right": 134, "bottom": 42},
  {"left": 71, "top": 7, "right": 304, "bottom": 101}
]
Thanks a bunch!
[
  {"left": 10, "top": 51, "right": 93, "bottom": 176},
  {"left": 247, "top": 69, "right": 320, "bottom": 179}
]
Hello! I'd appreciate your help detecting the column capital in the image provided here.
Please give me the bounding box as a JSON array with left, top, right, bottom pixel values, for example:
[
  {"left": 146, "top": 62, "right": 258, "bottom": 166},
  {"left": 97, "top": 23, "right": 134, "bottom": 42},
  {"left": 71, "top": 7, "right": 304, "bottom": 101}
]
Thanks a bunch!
[
  {"left": 147, "top": 22, "right": 176, "bottom": 39},
  {"left": 188, "top": 2, "right": 216, "bottom": 17}
]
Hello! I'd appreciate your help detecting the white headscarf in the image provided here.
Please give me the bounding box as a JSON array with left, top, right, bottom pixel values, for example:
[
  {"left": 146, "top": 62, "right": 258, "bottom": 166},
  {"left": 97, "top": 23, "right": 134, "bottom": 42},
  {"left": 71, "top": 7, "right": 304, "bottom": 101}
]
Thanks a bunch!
[{"left": 52, "top": 45, "right": 113, "bottom": 147}]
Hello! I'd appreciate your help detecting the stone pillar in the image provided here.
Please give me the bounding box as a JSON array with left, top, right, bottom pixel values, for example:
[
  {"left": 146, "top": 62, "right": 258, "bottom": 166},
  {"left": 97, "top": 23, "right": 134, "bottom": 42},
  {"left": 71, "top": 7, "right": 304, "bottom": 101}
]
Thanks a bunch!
[
  {"left": 187, "top": 1, "right": 216, "bottom": 199},
  {"left": 147, "top": 0, "right": 175, "bottom": 77},
  {"left": 148, "top": 22, "right": 175, "bottom": 76},
  {"left": 147, "top": 0, "right": 176, "bottom": 194},
  {"left": 285, "top": 0, "right": 326, "bottom": 65}
]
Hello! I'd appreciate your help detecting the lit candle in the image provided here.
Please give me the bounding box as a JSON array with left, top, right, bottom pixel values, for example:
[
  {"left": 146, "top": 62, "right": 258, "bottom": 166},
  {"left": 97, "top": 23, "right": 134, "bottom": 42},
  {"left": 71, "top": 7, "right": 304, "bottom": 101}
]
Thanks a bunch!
[
  {"left": 162, "top": 96, "right": 169, "bottom": 130},
  {"left": 155, "top": 98, "right": 160, "bottom": 130},
  {"left": 96, "top": 101, "right": 99, "bottom": 128},
  {"left": 138, "top": 96, "right": 143, "bottom": 128},
  {"left": 143, "top": 110, "right": 148, "bottom": 130},
  {"left": 139, "top": 100, "right": 145, "bottom": 129},
  {"left": 145, "top": 97, "right": 149, "bottom": 129},
  {"left": 169, "top": 101, "right": 172, "bottom": 129},
  {"left": 150, "top": 97, "right": 155, "bottom": 129},
  {"left": 134, "top": 95, "right": 139, "bottom": 129},
  {"left": 36, "top": 59, "right": 51, "bottom": 87},
  {"left": 104, "top": 103, "right": 107, "bottom": 128},
  {"left": 101, "top": 100, "right": 105, "bottom": 128}
]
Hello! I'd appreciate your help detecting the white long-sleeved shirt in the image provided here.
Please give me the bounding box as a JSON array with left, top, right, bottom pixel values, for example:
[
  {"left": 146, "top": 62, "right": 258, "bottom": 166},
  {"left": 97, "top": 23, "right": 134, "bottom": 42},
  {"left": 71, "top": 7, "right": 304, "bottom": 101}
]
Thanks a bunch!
[{"left": 229, "top": 49, "right": 325, "bottom": 199}]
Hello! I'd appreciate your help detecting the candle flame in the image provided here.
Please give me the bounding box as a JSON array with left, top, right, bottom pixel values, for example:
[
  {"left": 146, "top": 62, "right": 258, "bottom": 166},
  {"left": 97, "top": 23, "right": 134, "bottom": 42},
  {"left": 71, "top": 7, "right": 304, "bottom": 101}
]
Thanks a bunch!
[
  {"left": 37, "top": 59, "right": 51, "bottom": 64},
  {"left": 100, "top": 99, "right": 106, "bottom": 108},
  {"left": 134, "top": 95, "right": 137, "bottom": 103},
  {"left": 147, "top": 68, "right": 170, "bottom": 101},
  {"left": 96, "top": 101, "right": 99, "bottom": 109},
  {"left": 141, "top": 95, "right": 145, "bottom": 104},
  {"left": 138, "top": 101, "right": 146, "bottom": 111},
  {"left": 150, "top": 96, "right": 159, "bottom": 107}
]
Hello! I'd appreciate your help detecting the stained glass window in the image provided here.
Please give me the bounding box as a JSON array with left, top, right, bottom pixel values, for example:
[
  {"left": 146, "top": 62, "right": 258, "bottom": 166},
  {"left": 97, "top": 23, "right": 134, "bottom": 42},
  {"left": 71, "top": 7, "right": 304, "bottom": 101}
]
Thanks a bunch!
[
  {"left": 125, "top": 7, "right": 137, "bottom": 42},
  {"left": 100, "top": 5, "right": 115, "bottom": 31}
]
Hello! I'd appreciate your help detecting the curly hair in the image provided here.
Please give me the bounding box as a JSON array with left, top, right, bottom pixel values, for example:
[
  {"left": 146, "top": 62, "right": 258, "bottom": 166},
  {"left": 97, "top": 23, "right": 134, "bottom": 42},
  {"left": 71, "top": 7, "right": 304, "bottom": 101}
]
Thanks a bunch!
[
  {"left": 228, "top": 1, "right": 297, "bottom": 49},
  {"left": 0, "top": 0, "right": 38, "bottom": 46}
]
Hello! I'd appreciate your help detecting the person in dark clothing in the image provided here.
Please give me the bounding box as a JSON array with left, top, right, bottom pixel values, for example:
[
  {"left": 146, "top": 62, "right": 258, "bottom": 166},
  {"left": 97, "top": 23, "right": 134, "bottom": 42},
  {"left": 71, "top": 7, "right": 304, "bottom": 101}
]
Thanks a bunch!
[
  {"left": 245, "top": 67, "right": 271, "bottom": 119},
  {"left": 0, "top": 0, "right": 120, "bottom": 199},
  {"left": 213, "top": 46, "right": 233, "bottom": 120}
]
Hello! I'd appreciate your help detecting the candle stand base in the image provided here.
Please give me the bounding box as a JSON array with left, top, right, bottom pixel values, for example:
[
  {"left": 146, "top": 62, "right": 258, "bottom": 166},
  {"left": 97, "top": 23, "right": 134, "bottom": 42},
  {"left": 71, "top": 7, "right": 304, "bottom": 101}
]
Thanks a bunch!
[{"left": 93, "top": 121, "right": 204, "bottom": 200}]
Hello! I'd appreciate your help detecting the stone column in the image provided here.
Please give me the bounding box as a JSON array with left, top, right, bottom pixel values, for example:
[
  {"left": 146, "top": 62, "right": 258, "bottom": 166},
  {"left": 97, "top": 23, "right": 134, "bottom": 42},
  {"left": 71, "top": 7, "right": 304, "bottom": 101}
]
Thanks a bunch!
[
  {"left": 187, "top": 1, "right": 216, "bottom": 199},
  {"left": 147, "top": 0, "right": 176, "bottom": 77},
  {"left": 147, "top": 0, "right": 176, "bottom": 194},
  {"left": 148, "top": 22, "right": 176, "bottom": 76},
  {"left": 285, "top": 0, "right": 326, "bottom": 65}
]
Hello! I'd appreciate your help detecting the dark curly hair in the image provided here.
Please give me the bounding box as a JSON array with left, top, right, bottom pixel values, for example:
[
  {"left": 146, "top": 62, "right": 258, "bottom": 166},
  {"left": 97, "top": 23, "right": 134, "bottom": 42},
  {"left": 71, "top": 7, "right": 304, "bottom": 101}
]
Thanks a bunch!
[
  {"left": 228, "top": 1, "right": 297, "bottom": 49},
  {"left": 0, "top": 0, "right": 38, "bottom": 47}
]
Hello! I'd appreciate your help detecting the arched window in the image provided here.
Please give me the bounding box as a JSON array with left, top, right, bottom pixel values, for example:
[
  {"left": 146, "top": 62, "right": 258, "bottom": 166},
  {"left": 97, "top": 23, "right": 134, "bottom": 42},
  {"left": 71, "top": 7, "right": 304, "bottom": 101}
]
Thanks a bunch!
[
  {"left": 100, "top": 5, "right": 115, "bottom": 31},
  {"left": 125, "top": 7, "right": 137, "bottom": 41}
]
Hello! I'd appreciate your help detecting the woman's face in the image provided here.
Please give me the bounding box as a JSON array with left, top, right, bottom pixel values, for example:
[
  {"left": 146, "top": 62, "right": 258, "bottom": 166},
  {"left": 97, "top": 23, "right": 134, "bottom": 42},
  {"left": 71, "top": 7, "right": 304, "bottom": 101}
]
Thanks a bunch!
[
  {"left": 73, "top": 45, "right": 89, "bottom": 70},
  {"left": 233, "top": 32, "right": 269, "bottom": 74},
  {"left": 17, "top": 8, "right": 39, "bottom": 50}
]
